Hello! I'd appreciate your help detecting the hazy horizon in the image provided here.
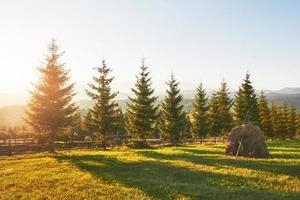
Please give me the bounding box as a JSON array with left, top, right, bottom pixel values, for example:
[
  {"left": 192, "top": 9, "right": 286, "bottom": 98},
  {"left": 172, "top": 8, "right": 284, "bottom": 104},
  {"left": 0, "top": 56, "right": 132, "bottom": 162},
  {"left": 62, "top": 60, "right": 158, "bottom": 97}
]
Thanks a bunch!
[{"left": 1, "top": 0, "right": 300, "bottom": 101}]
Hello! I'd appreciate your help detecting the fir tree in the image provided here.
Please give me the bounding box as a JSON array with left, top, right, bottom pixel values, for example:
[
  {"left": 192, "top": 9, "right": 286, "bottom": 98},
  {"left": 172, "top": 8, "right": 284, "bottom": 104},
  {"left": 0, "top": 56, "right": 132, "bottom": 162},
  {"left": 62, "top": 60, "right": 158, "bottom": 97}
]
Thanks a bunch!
[
  {"left": 270, "top": 101, "right": 280, "bottom": 138},
  {"left": 159, "top": 74, "right": 185, "bottom": 144},
  {"left": 258, "top": 91, "right": 273, "bottom": 137},
  {"left": 184, "top": 114, "right": 192, "bottom": 139},
  {"left": 233, "top": 72, "right": 259, "bottom": 125},
  {"left": 83, "top": 110, "right": 94, "bottom": 137},
  {"left": 25, "top": 40, "right": 78, "bottom": 152},
  {"left": 278, "top": 102, "right": 289, "bottom": 139},
  {"left": 296, "top": 113, "right": 300, "bottom": 137},
  {"left": 125, "top": 61, "right": 159, "bottom": 141},
  {"left": 190, "top": 83, "right": 209, "bottom": 138},
  {"left": 86, "top": 60, "right": 122, "bottom": 149},
  {"left": 208, "top": 92, "right": 221, "bottom": 137},
  {"left": 208, "top": 81, "right": 233, "bottom": 136},
  {"left": 287, "top": 104, "right": 297, "bottom": 138}
]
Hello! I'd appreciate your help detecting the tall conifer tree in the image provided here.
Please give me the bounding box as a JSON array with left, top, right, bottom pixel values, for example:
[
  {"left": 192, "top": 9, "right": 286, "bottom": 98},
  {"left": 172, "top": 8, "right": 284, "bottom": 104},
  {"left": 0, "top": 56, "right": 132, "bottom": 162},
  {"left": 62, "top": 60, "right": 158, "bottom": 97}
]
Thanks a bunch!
[
  {"left": 25, "top": 40, "right": 78, "bottom": 151},
  {"left": 83, "top": 110, "right": 94, "bottom": 137},
  {"left": 208, "top": 92, "right": 221, "bottom": 137},
  {"left": 86, "top": 60, "right": 122, "bottom": 149},
  {"left": 233, "top": 72, "right": 259, "bottom": 124},
  {"left": 159, "top": 74, "right": 185, "bottom": 144},
  {"left": 190, "top": 83, "right": 209, "bottom": 138},
  {"left": 125, "top": 61, "right": 159, "bottom": 141},
  {"left": 296, "top": 113, "right": 300, "bottom": 137},
  {"left": 208, "top": 81, "right": 233, "bottom": 136},
  {"left": 277, "top": 102, "right": 289, "bottom": 139},
  {"left": 270, "top": 101, "right": 280, "bottom": 138},
  {"left": 258, "top": 91, "right": 273, "bottom": 137},
  {"left": 287, "top": 104, "right": 297, "bottom": 138}
]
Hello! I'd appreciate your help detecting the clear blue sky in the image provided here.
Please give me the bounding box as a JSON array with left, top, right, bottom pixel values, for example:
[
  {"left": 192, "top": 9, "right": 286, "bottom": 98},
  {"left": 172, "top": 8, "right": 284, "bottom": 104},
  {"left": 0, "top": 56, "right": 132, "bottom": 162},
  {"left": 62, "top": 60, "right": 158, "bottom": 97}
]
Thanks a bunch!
[{"left": 0, "top": 0, "right": 300, "bottom": 98}]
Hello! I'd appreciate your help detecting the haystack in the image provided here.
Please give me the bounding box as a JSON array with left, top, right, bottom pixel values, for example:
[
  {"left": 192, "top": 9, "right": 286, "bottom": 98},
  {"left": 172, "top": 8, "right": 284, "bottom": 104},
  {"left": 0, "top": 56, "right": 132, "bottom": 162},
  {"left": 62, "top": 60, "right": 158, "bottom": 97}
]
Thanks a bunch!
[{"left": 225, "top": 123, "right": 269, "bottom": 158}]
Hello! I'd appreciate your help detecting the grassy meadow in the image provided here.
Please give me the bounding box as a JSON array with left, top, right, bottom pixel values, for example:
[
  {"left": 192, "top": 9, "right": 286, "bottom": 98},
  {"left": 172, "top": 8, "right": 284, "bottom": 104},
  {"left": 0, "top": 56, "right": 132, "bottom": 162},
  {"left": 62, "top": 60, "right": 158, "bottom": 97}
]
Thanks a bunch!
[{"left": 0, "top": 141, "right": 299, "bottom": 200}]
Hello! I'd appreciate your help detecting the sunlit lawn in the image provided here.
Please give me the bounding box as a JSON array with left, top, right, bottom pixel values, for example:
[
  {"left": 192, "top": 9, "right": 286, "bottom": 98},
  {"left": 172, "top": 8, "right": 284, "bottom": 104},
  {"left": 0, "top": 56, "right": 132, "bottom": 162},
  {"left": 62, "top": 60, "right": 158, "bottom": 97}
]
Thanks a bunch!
[{"left": 0, "top": 141, "right": 299, "bottom": 200}]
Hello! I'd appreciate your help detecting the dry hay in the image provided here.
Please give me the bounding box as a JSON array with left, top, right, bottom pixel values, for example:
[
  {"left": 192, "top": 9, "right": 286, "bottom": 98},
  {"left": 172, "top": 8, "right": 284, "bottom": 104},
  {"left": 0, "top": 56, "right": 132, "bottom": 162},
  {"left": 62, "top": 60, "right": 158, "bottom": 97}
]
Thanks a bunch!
[{"left": 225, "top": 123, "right": 270, "bottom": 158}]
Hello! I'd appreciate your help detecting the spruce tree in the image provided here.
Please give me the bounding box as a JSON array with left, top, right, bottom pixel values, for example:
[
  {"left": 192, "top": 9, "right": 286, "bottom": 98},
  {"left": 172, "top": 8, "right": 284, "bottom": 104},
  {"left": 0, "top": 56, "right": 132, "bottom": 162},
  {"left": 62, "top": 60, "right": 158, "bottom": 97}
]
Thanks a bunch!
[
  {"left": 25, "top": 40, "right": 78, "bottom": 152},
  {"left": 287, "top": 104, "right": 297, "bottom": 138},
  {"left": 159, "top": 74, "right": 185, "bottom": 144},
  {"left": 296, "top": 113, "right": 300, "bottom": 137},
  {"left": 258, "top": 91, "right": 273, "bottom": 137},
  {"left": 270, "top": 101, "right": 280, "bottom": 138},
  {"left": 83, "top": 111, "right": 94, "bottom": 138},
  {"left": 125, "top": 61, "right": 159, "bottom": 141},
  {"left": 86, "top": 60, "right": 122, "bottom": 149},
  {"left": 277, "top": 102, "right": 289, "bottom": 139},
  {"left": 233, "top": 72, "right": 260, "bottom": 125},
  {"left": 190, "top": 83, "right": 209, "bottom": 138},
  {"left": 208, "top": 81, "right": 233, "bottom": 136},
  {"left": 216, "top": 81, "right": 234, "bottom": 135},
  {"left": 208, "top": 92, "right": 221, "bottom": 137}
]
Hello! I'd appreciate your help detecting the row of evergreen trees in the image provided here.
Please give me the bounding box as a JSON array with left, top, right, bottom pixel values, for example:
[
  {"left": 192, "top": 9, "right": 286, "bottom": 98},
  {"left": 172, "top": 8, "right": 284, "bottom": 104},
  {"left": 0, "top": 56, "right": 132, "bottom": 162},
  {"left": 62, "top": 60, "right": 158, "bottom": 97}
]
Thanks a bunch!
[{"left": 25, "top": 41, "right": 299, "bottom": 149}]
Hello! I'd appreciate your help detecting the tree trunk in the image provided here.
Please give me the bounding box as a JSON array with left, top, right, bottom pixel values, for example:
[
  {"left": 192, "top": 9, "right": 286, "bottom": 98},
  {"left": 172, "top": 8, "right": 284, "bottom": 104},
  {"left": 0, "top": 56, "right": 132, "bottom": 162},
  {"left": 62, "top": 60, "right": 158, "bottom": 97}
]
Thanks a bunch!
[{"left": 48, "top": 135, "right": 55, "bottom": 153}]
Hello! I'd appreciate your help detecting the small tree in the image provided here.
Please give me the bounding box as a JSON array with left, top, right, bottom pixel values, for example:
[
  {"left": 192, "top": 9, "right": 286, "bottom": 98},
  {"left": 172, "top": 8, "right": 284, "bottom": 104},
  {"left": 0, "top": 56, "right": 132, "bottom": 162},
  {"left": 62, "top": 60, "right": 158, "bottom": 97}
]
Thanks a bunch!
[
  {"left": 86, "top": 60, "right": 122, "bottom": 149},
  {"left": 258, "top": 91, "right": 273, "bottom": 137},
  {"left": 125, "top": 61, "right": 159, "bottom": 143},
  {"left": 25, "top": 40, "right": 78, "bottom": 152},
  {"left": 190, "top": 83, "right": 209, "bottom": 138},
  {"left": 159, "top": 74, "right": 185, "bottom": 145}
]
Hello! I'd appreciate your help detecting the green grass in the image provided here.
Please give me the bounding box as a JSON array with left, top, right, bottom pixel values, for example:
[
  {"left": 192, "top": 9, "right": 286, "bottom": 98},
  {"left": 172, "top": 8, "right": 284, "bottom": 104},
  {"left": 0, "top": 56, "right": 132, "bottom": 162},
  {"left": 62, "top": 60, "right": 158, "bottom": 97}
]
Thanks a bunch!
[{"left": 0, "top": 141, "right": 299, "bottom": 200}]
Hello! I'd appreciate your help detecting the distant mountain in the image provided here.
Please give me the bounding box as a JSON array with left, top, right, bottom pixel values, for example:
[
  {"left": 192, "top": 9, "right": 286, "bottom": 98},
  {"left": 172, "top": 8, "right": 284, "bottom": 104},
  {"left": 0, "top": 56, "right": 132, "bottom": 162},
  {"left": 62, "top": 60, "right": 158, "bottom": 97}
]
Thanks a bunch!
[
  {"left": 1, "top": 87, "right": 300, "bottom": 127},
  {"left": 265, "top": 93, "right": 300, "bottom": 107},
  {"left": 273, "top": 87, "right": 300, "bottom": 94}
]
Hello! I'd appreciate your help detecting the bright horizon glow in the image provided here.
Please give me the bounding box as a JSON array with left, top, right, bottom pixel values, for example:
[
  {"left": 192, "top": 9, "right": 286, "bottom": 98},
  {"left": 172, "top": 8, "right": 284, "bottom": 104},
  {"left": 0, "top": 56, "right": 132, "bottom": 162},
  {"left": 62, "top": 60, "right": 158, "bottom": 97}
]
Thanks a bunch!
[{"left": 0, "top": 0, "right": 300, "bottom": 100}]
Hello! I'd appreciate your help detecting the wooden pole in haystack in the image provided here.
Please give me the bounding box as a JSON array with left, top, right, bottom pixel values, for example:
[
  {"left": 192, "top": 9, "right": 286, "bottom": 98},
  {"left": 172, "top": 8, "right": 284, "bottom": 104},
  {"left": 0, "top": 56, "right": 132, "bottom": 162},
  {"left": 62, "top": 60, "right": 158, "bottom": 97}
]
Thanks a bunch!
[{"left": 235, "top": 137, "right": 244, "bottom": 159}]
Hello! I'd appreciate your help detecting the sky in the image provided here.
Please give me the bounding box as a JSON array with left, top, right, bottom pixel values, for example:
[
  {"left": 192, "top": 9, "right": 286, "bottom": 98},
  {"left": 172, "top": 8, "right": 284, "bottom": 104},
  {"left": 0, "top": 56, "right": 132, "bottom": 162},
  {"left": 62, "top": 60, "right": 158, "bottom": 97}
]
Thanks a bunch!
[{"left": 0, "top": 0, "right": 300, "bottom": 100}]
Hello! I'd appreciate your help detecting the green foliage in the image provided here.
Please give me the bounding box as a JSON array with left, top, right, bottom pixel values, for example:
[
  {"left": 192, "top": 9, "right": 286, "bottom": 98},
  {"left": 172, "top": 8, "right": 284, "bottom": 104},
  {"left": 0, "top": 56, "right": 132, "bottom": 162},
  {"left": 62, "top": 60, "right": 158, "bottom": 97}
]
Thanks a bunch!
[
  {"left": 208, "top": 81, "right": 233, "bottom": 136},
  {"left": 190, "top": 83, "right": 209, "bottom": 138},
  {"left": 25, "top": 40, "right": 78, "bottom": 148},
  {"left": 159, "top": 74, "right": 185, "bottom": 144},
  {"left": 296, "top": 113, "right": 300, "bottom": 138},
  {"left": 287, "top": 104, "right": 297, "bottom": 138},
  {"left": 271, "top": 102, "right": 292, "bottom": 139},
  {"left": 86, "top": 60, "right": 123, "bottom": 148},
  {"left": 83, "top": 110, "right": 94, "bottom": 137},
  {"left": 271, "top": 102, "right": 280, "bottom": 137},
  {"left": 125, "top": 61, "right": 159, "bottom": 140},
  {"left": 277, "top": 102, "right": 289, "bottom": 139},
  {"left": 233, "top": 72, "right": 260, "bottom": 125},
  {"left": 258, "top": 91, "right": 273, "bottom": 137}
]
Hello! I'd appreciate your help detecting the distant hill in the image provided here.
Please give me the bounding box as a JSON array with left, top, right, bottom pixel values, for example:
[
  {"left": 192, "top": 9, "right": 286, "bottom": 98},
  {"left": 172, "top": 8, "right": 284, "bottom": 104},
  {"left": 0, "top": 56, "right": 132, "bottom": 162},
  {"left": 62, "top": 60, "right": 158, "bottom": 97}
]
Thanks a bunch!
[
  {"left": 1, "top": 87, "right": 300, "bottom": 127},
  {"left": 265, "top": 93, "right": 300, "bottom": 107},
  {"left": 273, "top": 87, "right": 300, "bottom": 94}
]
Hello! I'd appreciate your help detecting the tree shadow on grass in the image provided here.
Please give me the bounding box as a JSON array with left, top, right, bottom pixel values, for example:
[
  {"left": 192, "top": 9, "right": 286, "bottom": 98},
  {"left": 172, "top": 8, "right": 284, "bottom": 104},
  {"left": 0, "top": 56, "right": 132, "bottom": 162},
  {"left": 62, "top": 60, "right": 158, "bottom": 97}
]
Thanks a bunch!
[
  {"left": 139, "top": 149, "right": 300, "bottom": 178},
  {"left": 57, "top": 154, "right": 299, "bottom": 200}
]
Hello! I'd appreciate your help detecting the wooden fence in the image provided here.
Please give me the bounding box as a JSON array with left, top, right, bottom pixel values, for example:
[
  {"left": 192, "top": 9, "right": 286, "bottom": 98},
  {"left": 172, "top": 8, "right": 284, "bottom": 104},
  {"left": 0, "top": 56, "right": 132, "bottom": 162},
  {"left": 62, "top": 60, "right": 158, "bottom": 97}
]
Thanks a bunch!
[{"left": 0, "top": 137, "right": 227, "bottom": 155}]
